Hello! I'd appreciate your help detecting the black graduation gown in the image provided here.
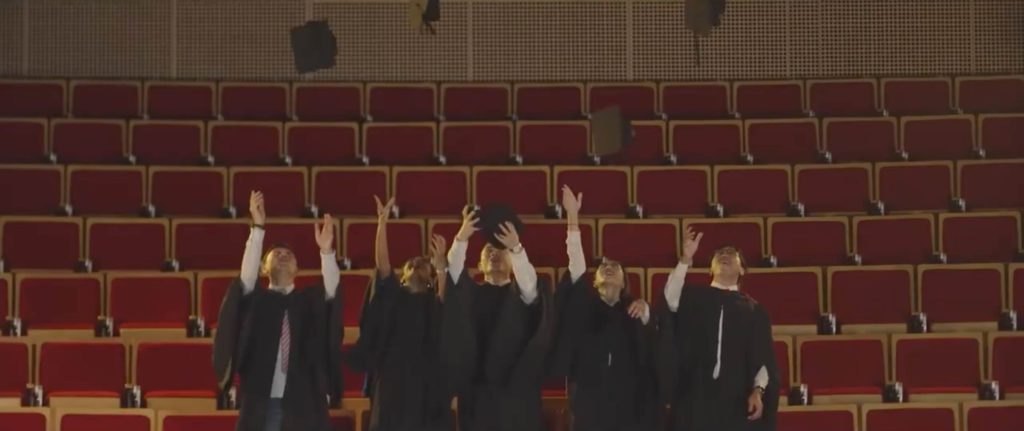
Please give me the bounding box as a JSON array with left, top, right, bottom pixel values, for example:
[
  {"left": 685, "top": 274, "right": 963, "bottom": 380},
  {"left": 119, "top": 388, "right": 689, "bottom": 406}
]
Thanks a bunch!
[
  {"left": 347, "top": 274, "right": 451, "bottom": 431},
  {"left": 212, "top": 279, "right": 344, "bottom": 431},
  {"left": 656, "top": 286, "right": 779, "bottom": 431},
  {"left": 548, "top": 273, "right": 658, "bottom": 431},
  {"left": 441, "top": 269, "right": 554, "bottom": 431}
]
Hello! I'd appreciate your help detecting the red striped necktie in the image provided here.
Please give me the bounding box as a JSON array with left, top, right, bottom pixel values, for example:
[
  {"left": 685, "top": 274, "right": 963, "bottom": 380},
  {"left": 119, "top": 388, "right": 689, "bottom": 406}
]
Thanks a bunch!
[{"left": 280, "top": 311, "right": 290, "bottom": 373}]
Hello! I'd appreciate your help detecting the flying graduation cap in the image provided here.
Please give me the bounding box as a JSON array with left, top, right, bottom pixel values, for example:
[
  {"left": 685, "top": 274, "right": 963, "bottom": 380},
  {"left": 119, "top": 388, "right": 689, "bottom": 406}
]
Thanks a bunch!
[
  {"left": 409, "top": 0, "right": 441, "bottom": 34},
  {"left": 590, "top": 105, "right": 635, "bottom": 158},
  {"left": 290, "top": 20, "right": 338, "bottom": 74}
]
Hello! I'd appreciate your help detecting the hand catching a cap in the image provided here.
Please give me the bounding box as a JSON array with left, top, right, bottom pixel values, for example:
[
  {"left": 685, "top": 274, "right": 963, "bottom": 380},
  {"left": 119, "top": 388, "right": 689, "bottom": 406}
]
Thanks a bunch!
[
  {"left": 495, "top": 222, "right": 522, "bottom": 252},
  {"left": 456, "top": 206, "right": 480, "bottom": 242}
]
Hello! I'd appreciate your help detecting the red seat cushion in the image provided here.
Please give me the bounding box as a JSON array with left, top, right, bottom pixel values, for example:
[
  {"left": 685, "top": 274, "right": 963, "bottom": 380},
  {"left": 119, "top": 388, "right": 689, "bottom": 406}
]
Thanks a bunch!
[
  {"left": 866, "top": 406, "right": 956, "bottom": 431},
  {"left": 0, "top": 411, "right": 48, "bottom": 431},
  {"left": 60, "top": 413, "right": 151, "bottom": 431}
]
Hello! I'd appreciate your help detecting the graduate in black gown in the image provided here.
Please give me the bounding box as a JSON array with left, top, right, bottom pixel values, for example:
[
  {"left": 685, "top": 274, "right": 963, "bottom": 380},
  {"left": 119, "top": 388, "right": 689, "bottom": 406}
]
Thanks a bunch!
[
  {"left": 442, "top": 206, "right": 554, "bottom": 431},
  {"left": 346, "top": 196, "right": 453, "bottom": 431},
  {"left": 549, "top": 186, "right": 658, "bottom": 431},
  {"left": 212, "top": 191, "right": 344, "bottom": 431},
  {"left": 656, "top": 229, "right": 780, "bottom": 431}
]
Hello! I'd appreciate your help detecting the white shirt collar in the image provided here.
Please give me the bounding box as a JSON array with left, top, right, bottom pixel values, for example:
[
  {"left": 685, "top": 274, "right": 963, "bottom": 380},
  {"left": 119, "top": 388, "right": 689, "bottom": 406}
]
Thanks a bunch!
[
  {"left": 269, "top": 284, "right": 295, "bottom": 294},
  {"left": 710, "top": 281, "right": 739, "bottom": 291}
]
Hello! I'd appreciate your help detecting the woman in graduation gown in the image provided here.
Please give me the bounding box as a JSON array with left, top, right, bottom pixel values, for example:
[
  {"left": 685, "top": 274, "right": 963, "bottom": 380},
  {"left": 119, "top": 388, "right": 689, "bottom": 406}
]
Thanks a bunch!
[
  {"left": 549, "top": 185, "right": 659, "bottom": 431},
  {"left": 347, "top": 197, "right": 454, "bottom": 431}
]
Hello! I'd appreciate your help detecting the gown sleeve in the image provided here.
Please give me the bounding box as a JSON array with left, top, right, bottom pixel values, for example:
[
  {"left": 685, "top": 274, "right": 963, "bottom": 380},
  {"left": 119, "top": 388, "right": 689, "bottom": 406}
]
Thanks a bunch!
[
  {"left": 547, "top": 271, "right": 589, "bottom": 378},
  {"left": 348, "top": 274, "right": 401, "bottom": 373},
  {"left": 212, "top": 278, "right": 255, "bottom": 392},
  {"left": 748, "top": 304, "right": 780, "bottom": 431}
]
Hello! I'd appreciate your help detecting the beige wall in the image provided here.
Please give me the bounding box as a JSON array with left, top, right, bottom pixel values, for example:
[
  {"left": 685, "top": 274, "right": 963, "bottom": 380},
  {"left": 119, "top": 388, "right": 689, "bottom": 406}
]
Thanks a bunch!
[{"left": 0, "top": 0, "right": 1021, "bottom": 81}]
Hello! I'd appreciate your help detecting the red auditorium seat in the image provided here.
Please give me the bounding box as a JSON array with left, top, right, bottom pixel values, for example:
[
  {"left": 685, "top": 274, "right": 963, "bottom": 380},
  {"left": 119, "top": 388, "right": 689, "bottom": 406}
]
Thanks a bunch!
[
  {"left": 363, "top": 122, "right": 437, "bottom": 166},
  {"left": 979, "top": 114, "right": 1024, "bottom": 159},
  {"left": 807, "top": 78, "right": 879, "bottom": 117},
  {"left": 367, "top": 82, "right": 437, "bottom": 121},
  {"left": 149, "top": 167, "right": 227, "bottom": 217},
  {"left": 0, "top": 118, "right": 49, "bottom": 163},
  {"left": 892, "top": 333, "right": 983, "bottom": 400},
  {"left": 0, "top": 341, "right": 30, "bottom": 402},
  {"left": 958, "top": 160, "right": 1024, "bottom": 210},
  {"left": 16, "top": 273, "right": 101, "bottom": 333},
  {"left": 0, "top": 165, "right": 63, "bottom": 215},
  {"left": 129, "top": 120, "right": 204, "bottom": 165},
  {"left": 0, "top": 79, "right": 66, "bottom": 117},
  {"left": 517, "top": 120, "right": 591, "bottom": 165},
  {"left": 514, "top": 83, "right": 584, "bottom": 120},
  {"left": 51, "top": 119, "right": 126, "bottom": 164},
  {"left": 67, "top": 165, "right": 145, "bottom": 216},
  {"left": 136, "top": 342, "right": 218, "bottom": 400},
  {"left": 956, "top": 75, "right": 1024, "bottom": 113},
  {"left": 86, "top": 218, "right": 169, "bottom": 271},
  {"left": 198, "top": 270, "right": 353, "bottom": 329},
  {"left": 601, "top": 120, "right": 667, "bottom": 165},
  {"left": 745, "top": 118, "right": 820, "bottom": 164},
  {"left": 70, "top": 80, "right": 141, "bottom": 118},
  {"left": 218, "top": 82, "right": 289, "bottom": 121},
  {"left": 681, "top": 217, "right": 765, "bottom": 267},
  {"left": 392, "top": 167, "right": 470, "bottom": 217},
  {"left": 862, "top": 403, "right": 958, "bottom": 431},
  {"left": 441, "top": 83, "right": 511, "bottom": 121},
  {"left": 822, "top": 117, "right": 898, "bottom": 163},
  {"left": 196, "top": 271, "right": 236, "bottom": 329},
  {"left": 172, "top": 219, "right": 250, "bottom": 270},
  {"left": 881, "top": 77, "right": 954, "bottom": 116},
  {"left": 0, "top": 408, "right": 49, "bottom": 431},
  {"left": 285, "top": 122, "right": 361, "bottom": 166},
  {"left": 472, "top": 166, "right": 552, "bottom": 217},
  {"left": 0, "top": 217, "right": 82, "bottom": 270},
  {"left": 768, "top": 217, "right": 850, "bottom": 266},
  {"left": 38, "top": 341, "right": 126, "bottom": 402},
  {"left": 853, "top": 215, "right": 936, "bottom": 265},
  {"left": 647, "top": 267, "right": 712, "bottom": 310},
  {"left": 777, "top": 405, "right": 858, "bottom": 431},
  {"left": 901, "top": 115, "right": 976, "bottom": 161},
  {"left": 208, "top": 121, "right": 283, "bottom": 166},
  {"left": 668, "top": 120, "right": 744, "bottom": 165},
  {"left": 660, "top": 81, "right": 731, "bottom": 119},
  {"left": 555, "top": 166, "right": 631, "bottom": 217},
  {"left": 794, "top": 164, "right": 872, "bottom": 215},
  {"left": 229, "top": 167, "right": 308, "bottom": 218},
  {"left": 342, "top": 219, "right": 424, "bottom": 269},
  {"left": 587, "top": 82, "right": 658, "bottom": 119},
  {"left": 0, "top": 274, "right": 9, "bottom": 320},
  {"left": 312, "top": 167, "right": 388, "bottom": 217},
  {"left": 964, "top": 401, "right": 1024, "bottom": 431},
  {"left": 339, "top": 270, "right": 373, "bottom": 329},
  {"left": 265, "top": 219, "right": 340, "bottom": 271},
  {"left": 989, "top": 333, "right": 1024, "bottom": 399},
  {"left": 440, "top": 121, "right": 513, "bottom": 165},
  {"left": 633, "top": 166, "right": 710, "bottom": 216},
  {"left": 743, "top": 268, "right": 822, "bottom": 333},
  {"left": 519, "top": 219, "right": 596, "bottom": 269},
  {"left": 774, "top": 337, "right": 793, "bottom": 391},
  {"left": 827, "top": 265, "right": 914, "bottom": 334},
  {"left": 56, "top": 409, "right": 153, "bottom": 431},
  {"left": 875, "top": 161, "right": 954, "bottom": 212},
  {"left": 292, "top": 82, "right": 363, "bottom": 121},
  {"left": 714, "top": 165, "right": 792, "bottom": 216},
  {"left": 733, "top": 80, "right": 804, "bottom": 118},
  {"left": 144, "top": 81, "right": 216, "bottom": 120},
  {"left": 106, "top": 272, "right": 192, "bottom": 334},
  {"left": 598, "top": 219, "right": 679, "bottom": 268},
  {"left": 940, "top": 212, "right": 1022, "bottom": 263},
  {"left": 797, "top": 335, "right": 887, "bottom": 402},
  {"left": 159, "top": 411, "right": 238, "bottom": 431},
  {"left": 919, "top": 264, "right": 1004, "bottom": 331}
]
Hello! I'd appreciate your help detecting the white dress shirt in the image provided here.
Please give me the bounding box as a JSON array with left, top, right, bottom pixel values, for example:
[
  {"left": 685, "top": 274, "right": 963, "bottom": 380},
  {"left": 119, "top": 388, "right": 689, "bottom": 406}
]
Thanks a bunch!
[
  {"left": 663, "top": 263, "right": 769, "bottom": 389},
  {"left": 239, "top": 227, "right": 341, "bottom": 398},
  {"left": 567, "top": 230, "right": 649, "bottom": 324},
  {"left": 447, "top": 238, "right": 538, "bottom": 304}
]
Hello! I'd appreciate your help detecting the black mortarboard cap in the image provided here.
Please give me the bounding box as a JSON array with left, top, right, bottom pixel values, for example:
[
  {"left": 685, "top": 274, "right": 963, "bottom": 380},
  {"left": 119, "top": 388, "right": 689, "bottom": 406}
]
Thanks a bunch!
[
  {"left": 590, "top": 105, "right": 634, "bottom": 157},
  {"left": 477, "top": 203, "right": 524, "bottom": 249},
  {"left": 290, "top": 20, "right": 337, "bottom": 74}
]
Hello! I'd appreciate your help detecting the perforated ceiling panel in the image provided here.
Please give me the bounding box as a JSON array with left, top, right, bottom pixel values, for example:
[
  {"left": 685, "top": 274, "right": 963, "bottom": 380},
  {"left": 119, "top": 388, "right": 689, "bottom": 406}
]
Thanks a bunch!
[
  {"left": 26, "top": 0, "right": 171, "bottom": 77},
  {"left": 975, "top": 0, "right": 1024, "bottom": 73},
  {"left": 0, "top": 0, "right": 23, "bottom": 75}
]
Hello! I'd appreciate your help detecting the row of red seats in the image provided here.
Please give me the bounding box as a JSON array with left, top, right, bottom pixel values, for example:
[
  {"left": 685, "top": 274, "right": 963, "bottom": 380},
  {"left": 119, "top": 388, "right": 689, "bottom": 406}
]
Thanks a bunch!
[
  {"left": 3, "top": 161, "right": 1023, "bottom": 218},
  {"left": 1, "top": 261, "right": 1021, "bottom": 336},
  {"left": 2, "top": 114, "right": 1022, "bottom": 166},
  {"left": 2, "top": 76, "right": 1022, "bottom": 121},
  {"left": 0, "top": 409, "right": 355, "bottom": 431}
]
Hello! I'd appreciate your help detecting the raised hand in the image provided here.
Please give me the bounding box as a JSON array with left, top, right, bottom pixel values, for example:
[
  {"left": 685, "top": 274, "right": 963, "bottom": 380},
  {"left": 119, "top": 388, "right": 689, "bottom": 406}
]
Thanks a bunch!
[
  {"left": 495, "top": 222, "right": 521, "bottom": 251},
  {"left": 249, "top": 191, "right": 266, "bottom": 226},
  {"left": 627, "top": 299, "right": 649, "bottom": 320},
  {"left": 374, "top": 196, "right": 395, "bottom": 222},
  {"left": 429, "top": 234, "right": 448, "bottom": 272},
  {"left": 455, "top": 206, "right": 480, "bottom": 242},
  {"left": 315, "top": 214, "right": 335, "bottom": 253},
  {"left": 561, "top": 185, "right": 583, "bottom": 217},
  {"left": 681, "top": 226, "right": 703, "bottom": 265}
]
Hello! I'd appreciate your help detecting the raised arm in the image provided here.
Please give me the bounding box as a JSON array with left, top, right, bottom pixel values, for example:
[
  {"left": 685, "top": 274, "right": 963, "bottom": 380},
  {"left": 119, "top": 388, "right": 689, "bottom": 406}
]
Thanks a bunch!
[
  {"left": 562, "top": 185, "right": 587, "bottom": 283},
  {"left": 315, "top": 213, "right": 340, "bottom": 299},
  {"left": 373, "top": 196, "right": 395, "bottom": 279},
  {"left": 430, "top": 234, "right": 448, "bottom": 300},
  {"left": 240, "top": 191, "right": 266, "bottom": 295},
  {"left": 447, "top": 206, "right": 479, "bottom": 281},
  {"left": 664, "top": 226, "right": 702, "bottom": 311},
  {"left": 496, "top": 222, "right": 538, "bottom": 304}
]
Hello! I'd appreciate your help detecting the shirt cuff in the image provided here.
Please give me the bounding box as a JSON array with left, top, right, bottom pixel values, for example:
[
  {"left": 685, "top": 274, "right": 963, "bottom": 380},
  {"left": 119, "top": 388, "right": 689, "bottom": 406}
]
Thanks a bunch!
[{"left": 754, "top": 365, "right": 769, "bottom": 389}]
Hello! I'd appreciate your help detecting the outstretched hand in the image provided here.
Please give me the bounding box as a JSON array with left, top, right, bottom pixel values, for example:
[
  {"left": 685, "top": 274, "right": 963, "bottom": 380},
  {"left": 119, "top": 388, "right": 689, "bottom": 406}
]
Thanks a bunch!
[
  {"left": 682, "top": 226, "right": 703, "bottom": 265},
  {"left": 429, "top": 234, "right": 448, "bottom": 272},
  {"left": 495, "top": 222, "right": 521, "bottom": 250},
  {"left": 315, "top": 214, "right": 335, "bottom": 253},
  {"left": 249, "top": 191, "right": 266, "bottom": 225},
  {"left": 374, "top": 196, "right": 395, "bottom": 222},
  {"left": 561, "top": 185, "right": 583, "bottom": 216},
  {"left": 456, "top": 206, "right": 480, "bottom": 242}
]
